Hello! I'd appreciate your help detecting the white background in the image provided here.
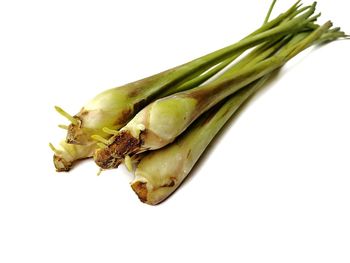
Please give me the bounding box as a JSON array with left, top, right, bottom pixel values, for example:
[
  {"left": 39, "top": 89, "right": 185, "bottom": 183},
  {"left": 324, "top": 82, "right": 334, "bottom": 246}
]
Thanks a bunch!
[{"left": 0, "top": 0, "right": 349, "bottom": 262}]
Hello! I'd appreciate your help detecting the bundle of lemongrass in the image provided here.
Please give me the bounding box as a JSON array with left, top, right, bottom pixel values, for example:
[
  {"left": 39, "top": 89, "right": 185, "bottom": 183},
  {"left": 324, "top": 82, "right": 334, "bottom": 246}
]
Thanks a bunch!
[{"left": 50, "top": 1, "right": 348, "bottom": 205}]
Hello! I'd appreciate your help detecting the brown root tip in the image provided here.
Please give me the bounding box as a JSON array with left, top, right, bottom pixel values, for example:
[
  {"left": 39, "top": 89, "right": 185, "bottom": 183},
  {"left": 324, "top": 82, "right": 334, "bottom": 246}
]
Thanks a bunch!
[
  {"left": 93, "top": 130, "right": 140, "bottom": 169},
  {"left": 131, "top": 181, "right": 148, "bottom": 203},
  {"left": 53, "top": 155, "right": 72, "bottom": 172},
  {"left": 93, "top": 148, "right": 123, "bottom": 169}
]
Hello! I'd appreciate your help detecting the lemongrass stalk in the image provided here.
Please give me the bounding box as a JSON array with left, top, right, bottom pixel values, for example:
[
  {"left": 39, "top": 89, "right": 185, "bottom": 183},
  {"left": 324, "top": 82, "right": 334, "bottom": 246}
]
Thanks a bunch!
[
  {"left": 51, "top": 56, "right": 238, "bottom": 171},
  {"left": 61, "top": 56, "right": 238, "bottom": 145},
  {"left": 51, "top": 53, "right": 251, "bottom": 172},
  {"left": 131, "top": 75, "right": 271, "bottom": 204},
  {"left": 94, "top": 22, "right": 335, "bottom": 169},
  {"left": 60, "top": 2, "right": 310, "bottom": 145},
  {"left": 52, "top": 1, "right": 309, "bottom": 171},
  {"left": 92, "top": 35, "right": 295, "bottom": 169},
  {"left": 132, "top": 22, "right": 348, "bottom": 204},
  {"left": 130, "top": 0, "right": 280, "bottom": 203},
  {"left": 51, "top": 55, "right": 241, "bottom": 171},
  {"left": 92, "top": 37, "right": 294, "bottom": 169}
]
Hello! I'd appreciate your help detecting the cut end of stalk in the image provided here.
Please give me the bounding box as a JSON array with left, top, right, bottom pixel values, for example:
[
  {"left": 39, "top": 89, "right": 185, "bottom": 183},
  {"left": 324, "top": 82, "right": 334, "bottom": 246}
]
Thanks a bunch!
[
  {"left": 54, "top": 106, "right": 78, "bottom": 126},
  {"left": 50, "top": 142, "right": 75, "bottom": 172},
  {"left": 93, "top": 130, "right": 140, "bottom": 169},
  {"left": 93, "top": 149, "right": 123, "bottom": 169},
  {"left": 53, "top": 154, "right": 72, "bottom": 172},
  {"left": 130, "top": 181, "right": 148, "bottom": 203}
]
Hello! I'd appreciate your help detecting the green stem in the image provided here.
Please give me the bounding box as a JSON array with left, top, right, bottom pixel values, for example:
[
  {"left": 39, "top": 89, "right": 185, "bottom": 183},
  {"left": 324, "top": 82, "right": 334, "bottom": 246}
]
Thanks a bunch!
[
  {"left": 219, "top": 36, "right": 291, "bottom": 79},
  {"left": 264, "top": 0, "right": 278, "bottom": 24},
  {"left": 160, "top": 56, "right": 236, "bottom": 97},
  {"left": 195, "top": 22, "right": 331, "bottom": 109},
  {"left": 141, "top": 2, "right": 313, "bottom": 99}
]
